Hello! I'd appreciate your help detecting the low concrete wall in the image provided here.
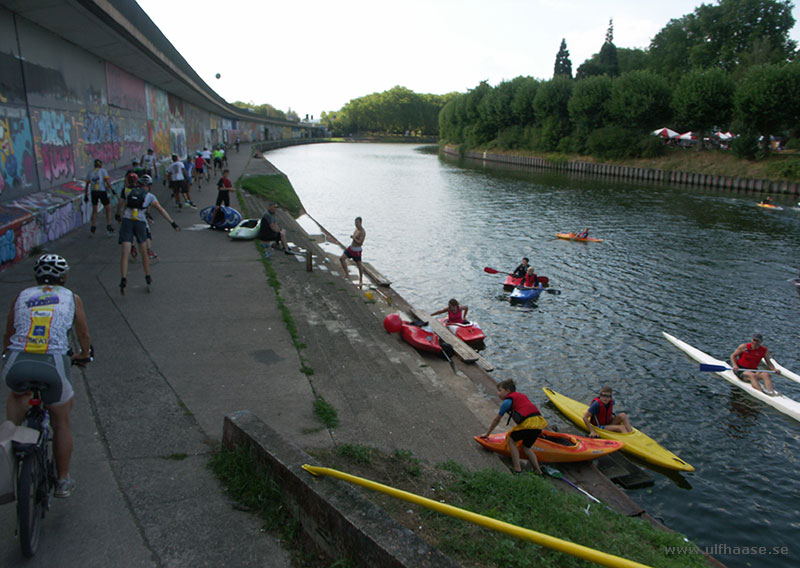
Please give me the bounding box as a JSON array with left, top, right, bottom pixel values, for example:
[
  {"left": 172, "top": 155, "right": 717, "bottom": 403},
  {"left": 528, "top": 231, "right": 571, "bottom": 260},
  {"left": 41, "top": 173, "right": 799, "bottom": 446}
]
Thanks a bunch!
[
  {"left": 222, "top": 411, "right": 459, "bottom": 568},
  {"left": 443, "top": 145, "right": 800, "bottom": 195}
]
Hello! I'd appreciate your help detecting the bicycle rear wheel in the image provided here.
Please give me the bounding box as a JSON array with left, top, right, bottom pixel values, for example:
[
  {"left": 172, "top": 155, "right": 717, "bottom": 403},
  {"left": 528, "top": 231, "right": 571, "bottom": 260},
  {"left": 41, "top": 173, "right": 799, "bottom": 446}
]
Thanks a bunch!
[{"left": 17, "top": 453, "right": 44, "bottom": 558}]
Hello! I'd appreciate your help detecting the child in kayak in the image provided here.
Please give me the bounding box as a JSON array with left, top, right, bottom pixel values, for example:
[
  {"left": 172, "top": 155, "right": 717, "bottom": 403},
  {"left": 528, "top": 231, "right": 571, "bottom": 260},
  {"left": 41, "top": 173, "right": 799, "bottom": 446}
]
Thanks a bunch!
[
  {"left": 583, "top": 387, "right": 633, "bottom": 437},
  {"left": 521, "top": 267, "right": 540, "bottom": 288},
  {"left": 481, "top": 379, "right": 546, "bottom": 475},
  {"left": 432, "top": 298, "right": 468, "bottom": 324},
  {"left": 575, "top": 228, "right": 589, "bottom": 239}
]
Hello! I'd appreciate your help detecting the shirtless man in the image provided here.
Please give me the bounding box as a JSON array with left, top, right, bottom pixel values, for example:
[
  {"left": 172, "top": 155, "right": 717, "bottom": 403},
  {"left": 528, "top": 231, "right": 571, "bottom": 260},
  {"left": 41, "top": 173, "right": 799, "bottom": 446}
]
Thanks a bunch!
[{"left": 339, "top": 216, "right": 366, "bottom": 288}]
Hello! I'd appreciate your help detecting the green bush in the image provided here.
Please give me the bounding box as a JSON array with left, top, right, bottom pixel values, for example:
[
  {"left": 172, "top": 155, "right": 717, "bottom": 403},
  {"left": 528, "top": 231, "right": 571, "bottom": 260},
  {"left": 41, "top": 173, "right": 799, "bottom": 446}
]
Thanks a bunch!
[
  {"left": 731, "top": 132, "right": 759, "bottom": 160},
  {"left": 767, "top": 157, "right": 800, "bottom": 181},
  {"left": 784, "top": 138, "right": 800, "bottom": 151},
  {"left": 587, "top": 126, "right": 638, "bottom": 160},
  {"left": 640, "top": 134, "right": 666, "bottom": 158}
]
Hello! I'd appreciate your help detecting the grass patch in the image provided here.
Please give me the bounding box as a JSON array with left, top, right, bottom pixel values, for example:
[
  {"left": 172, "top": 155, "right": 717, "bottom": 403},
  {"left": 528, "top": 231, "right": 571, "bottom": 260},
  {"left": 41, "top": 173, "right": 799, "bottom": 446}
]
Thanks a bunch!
[
  {"left": 313, "top": 447, "right": 707, "bottom": 568},
  {"left": 208, "top": 448, "right": 333, "bottom": 567},
  {"left": 240, "top": 174, "right": 302, "bottom": 217},
  {"left": 313, "top": 396, "right": 340, "bottom": 429}
]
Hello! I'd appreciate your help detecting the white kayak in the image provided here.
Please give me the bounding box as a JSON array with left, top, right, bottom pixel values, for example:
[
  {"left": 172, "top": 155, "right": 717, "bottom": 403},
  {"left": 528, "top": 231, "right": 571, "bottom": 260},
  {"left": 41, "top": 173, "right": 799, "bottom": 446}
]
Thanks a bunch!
[{"left": 662, "top": 332, "right": 800, "bottom": 423}]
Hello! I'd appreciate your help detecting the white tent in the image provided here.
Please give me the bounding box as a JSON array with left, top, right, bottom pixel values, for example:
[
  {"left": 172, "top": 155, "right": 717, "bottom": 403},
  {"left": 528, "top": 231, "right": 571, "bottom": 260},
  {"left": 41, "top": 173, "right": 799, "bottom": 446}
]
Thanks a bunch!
[
  {"left": 652, "top": 127, "right": 680, "bottom": 139},
  {"left": 716, "top": 131, "right": 734, "bottom": 140},
  {"left": 679, "top": 131, "right": 698, "bottom": 140}
]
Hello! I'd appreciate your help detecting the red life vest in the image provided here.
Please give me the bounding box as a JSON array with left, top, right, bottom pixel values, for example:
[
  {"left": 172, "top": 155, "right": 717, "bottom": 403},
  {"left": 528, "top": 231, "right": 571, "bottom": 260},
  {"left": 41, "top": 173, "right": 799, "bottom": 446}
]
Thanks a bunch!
[
  {"left": 504, "top": 392, "right": 541, "bottom": 424},
  {"left": 590, "top": 397, "right": 614, "bottom": 426},
  {"left": 522, "top": 273, "right": 539, "bottom": 287},
  {"left": 447, "top": 305, "right": 464, "bottom": 324},
  {"left": 737, "top": 343, "right": 767, "bottom": 369}
]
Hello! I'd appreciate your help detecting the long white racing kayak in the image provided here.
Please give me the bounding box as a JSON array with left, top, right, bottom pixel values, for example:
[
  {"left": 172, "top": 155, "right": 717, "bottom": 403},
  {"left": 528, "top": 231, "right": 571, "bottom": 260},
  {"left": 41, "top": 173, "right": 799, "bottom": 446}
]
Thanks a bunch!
[{"left": 662, "top": 332, "right": 800, "bottom": 423}]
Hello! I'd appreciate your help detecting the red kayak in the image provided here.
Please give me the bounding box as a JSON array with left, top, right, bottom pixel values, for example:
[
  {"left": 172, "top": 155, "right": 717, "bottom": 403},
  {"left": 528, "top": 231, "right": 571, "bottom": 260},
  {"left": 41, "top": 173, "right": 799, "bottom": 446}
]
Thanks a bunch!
[
  {"left": 437, "top": 318, "right": 486, "bottom": 345},
  {"left": 400, "top": 322, "right": 442, "bottom": 353},
  {"left": 474, "top": 430, "right": 624, "bottom": 463}
]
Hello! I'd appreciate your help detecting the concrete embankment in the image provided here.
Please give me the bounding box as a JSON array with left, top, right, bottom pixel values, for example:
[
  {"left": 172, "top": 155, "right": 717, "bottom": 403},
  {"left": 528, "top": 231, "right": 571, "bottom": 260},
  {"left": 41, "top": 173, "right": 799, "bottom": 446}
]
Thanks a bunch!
[{"left": 443, "top": 144, "right": 800, "bottom": 195}]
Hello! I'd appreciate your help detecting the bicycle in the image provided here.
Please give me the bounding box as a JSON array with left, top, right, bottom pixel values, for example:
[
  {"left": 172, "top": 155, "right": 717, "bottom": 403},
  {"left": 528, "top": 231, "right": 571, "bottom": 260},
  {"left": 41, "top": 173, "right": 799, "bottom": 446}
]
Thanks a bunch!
[{"left": 12, "top": 349, "right": 92, "bottom": 558}]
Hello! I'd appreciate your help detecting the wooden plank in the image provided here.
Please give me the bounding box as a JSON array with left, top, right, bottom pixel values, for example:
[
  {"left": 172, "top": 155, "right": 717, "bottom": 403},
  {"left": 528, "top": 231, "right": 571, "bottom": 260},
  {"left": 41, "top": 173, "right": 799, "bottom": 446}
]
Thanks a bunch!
[{"left": 408, "top": 308, "right": 494, "bottom": 372}]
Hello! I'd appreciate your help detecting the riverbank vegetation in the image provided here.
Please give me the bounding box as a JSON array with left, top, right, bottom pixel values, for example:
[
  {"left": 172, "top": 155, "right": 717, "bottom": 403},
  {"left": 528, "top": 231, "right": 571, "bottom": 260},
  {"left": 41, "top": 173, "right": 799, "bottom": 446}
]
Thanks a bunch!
[{"left": 439, "top": 0, "right": 800, "bottom": 179}]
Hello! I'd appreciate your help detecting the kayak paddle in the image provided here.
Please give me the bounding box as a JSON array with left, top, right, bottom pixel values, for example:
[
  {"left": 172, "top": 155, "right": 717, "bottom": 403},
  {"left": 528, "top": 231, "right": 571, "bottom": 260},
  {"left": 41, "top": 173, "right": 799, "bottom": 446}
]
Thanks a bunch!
[
  {"left": 541, "top": 465, "right": 601, "bottom": 503},
  {"left": 699, "top": 364, "right": 779, "bottom": 374}
]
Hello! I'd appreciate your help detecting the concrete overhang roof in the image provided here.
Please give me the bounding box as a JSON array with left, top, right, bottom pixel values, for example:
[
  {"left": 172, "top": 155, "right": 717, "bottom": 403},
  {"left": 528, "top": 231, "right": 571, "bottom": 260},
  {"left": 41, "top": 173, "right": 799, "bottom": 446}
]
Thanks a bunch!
[{"left": 0, "top": 0, "right": 305, "bottom": 128}]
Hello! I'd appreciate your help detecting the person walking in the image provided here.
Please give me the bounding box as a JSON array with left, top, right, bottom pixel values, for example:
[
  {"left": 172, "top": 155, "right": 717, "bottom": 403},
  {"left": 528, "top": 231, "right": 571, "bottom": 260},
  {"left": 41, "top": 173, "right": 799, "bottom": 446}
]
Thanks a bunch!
[
  {"left": 339, "top": 216, "right": 366, "bottom": 288},
  {"left": 2, "top": 254, "right": 93, "bottom": 497}
]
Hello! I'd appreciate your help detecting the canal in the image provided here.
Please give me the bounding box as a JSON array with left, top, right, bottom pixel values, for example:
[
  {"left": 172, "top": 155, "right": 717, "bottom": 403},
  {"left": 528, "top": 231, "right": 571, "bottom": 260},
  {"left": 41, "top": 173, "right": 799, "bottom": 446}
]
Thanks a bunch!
[{"left": 266, "top": 142, "right": 800, "bottom": 568}]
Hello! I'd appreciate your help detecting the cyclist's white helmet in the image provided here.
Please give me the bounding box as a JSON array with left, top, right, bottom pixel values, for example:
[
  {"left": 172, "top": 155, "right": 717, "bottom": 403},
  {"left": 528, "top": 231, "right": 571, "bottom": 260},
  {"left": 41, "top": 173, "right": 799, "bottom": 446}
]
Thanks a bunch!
[
  {"left": 34, "top": 254, "right": 69, "bottom": 283},
  {"left": 139, "top": 174, "right": 153, "bottom": 186}
]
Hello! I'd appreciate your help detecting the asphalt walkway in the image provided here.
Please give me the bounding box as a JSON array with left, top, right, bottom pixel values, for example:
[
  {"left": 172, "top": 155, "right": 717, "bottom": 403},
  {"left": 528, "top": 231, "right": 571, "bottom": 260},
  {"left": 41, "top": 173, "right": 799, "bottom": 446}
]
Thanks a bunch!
[{"left": 0, "top": 144, "right": 502, "bottom": 566}]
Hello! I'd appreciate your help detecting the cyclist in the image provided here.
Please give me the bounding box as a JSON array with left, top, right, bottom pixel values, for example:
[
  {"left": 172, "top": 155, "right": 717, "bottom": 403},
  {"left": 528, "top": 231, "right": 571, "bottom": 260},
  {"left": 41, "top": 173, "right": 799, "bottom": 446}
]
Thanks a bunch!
[{"left": 1, "top": 254, "right": 92, "bottom": 498}]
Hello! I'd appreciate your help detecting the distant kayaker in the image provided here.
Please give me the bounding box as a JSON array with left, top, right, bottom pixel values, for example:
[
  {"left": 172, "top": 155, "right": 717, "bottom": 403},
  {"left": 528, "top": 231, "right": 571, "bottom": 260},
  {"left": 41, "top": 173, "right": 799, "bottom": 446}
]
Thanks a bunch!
[
  {"left": 339, "top": 216, "right": 366, "bottom": 288},
  {"left": 432, "top": 298, "right": 468, "bottom": 324},
  {"left": 481, "top": 379, "right": 546, "bottom": 475},
  {"left": 731, "top": 333, "right": 780, "bottom": 396},
  {"left": 576, "top": 228, "right": 589, "bottom": 239},
  {"left": 583, "top": 387, "right": 633, "bottom": 438},
  {"left": 759, "top": 196, "right": 773, "bottom": 206},
  {"left": 511, "top": 257, "right": 530, "bottom": 279}
]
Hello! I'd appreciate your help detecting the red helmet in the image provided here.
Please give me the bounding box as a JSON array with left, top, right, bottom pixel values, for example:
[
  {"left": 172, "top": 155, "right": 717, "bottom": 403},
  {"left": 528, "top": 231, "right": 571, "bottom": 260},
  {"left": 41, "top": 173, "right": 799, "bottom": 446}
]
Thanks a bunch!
[{"left": 125, "top": 172, "right": 139, "bottom": 187}]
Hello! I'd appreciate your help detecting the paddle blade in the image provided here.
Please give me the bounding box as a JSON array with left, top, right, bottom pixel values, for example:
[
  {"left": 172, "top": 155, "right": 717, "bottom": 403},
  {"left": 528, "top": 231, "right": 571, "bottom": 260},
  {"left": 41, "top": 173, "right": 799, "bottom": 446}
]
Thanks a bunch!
[
  {"left": 699, "top": 364, "right": 730, "bottom": 373},
  {"left": 545, "top": 289, "right": 561, "bottom": 295},
  {"left": 483, "top": 267, "right": 500, "bottom": 274}
]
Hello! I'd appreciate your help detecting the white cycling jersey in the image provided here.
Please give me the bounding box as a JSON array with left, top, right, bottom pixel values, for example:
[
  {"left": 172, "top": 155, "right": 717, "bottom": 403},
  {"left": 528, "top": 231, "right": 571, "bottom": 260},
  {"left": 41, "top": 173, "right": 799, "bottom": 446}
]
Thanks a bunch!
[{"left": 8, "top": 285, "right": 75, "bottom": 355}]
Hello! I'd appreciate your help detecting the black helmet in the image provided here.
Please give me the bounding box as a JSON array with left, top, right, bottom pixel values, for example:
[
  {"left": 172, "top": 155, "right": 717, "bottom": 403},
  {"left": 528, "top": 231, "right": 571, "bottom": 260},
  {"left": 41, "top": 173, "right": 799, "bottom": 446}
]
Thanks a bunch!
[{"left": 34, "top": 254, "right": 69, "bottom": 283}]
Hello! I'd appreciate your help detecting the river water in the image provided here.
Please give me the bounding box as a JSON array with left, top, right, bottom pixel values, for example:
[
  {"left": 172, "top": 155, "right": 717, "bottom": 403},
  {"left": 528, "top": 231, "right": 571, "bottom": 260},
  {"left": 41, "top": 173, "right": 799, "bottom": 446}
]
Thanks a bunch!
[{"left": 266, "top": 142, "right": 800, "bottom": 568}]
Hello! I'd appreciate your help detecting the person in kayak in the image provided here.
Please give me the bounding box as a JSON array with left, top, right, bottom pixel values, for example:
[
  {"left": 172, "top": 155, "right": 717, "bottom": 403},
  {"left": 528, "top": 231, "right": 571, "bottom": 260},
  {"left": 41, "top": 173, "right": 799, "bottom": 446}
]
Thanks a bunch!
[
  {"left": 759, "top": 196, "right": 773, "bottom": 206},
  {"left": 575, "top": 228, "right": 589, "bottom": 239},
  {"left": 431, "top": 298, "right": 468, "bottom": 324},
  {"left": 511, "top": 257, "right": 529, "bottom": 279},
  {"left": 481, "top": 379, "right": 546, "bottom": 475},
  {"left": 521, "top": 267, "right": 540, "bottom": 288},
  {"left": 583, "top": 387, "right": 632, "bottom": 437},
  {"left": 731, "top": 333, "right": 780, "bottom": 395}
]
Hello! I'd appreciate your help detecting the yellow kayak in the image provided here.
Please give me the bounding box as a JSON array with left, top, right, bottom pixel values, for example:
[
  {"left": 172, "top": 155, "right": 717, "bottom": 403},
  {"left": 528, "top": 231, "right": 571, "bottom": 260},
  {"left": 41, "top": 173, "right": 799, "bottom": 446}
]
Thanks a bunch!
[{"left": 542, "top": 388, "right": 695, "bottom": 472}]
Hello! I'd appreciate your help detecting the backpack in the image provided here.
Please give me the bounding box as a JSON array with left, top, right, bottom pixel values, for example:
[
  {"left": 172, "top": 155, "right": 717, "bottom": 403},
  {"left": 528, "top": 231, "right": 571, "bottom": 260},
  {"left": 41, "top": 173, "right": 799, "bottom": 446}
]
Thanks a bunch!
[{"left": 126, "top": 187, "right": 148, "bottom": 209}]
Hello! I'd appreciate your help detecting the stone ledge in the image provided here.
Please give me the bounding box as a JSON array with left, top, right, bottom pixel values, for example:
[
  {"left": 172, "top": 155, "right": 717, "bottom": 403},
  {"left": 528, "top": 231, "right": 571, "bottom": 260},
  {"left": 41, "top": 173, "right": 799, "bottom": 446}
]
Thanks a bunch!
[{"left": 222, "top": 411, "right": 459, "bottom": 568}]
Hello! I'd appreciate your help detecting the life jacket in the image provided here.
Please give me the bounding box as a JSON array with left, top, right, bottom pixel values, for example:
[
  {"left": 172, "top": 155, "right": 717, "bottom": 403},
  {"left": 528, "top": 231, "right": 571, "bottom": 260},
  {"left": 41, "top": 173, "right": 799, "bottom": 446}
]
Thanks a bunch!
[
  {"left": 737, "top": 343, "right": 767, "bottom": 369},
  {"left": 589, "top": 397, "right": 614, "bottom": 426},
  {"left": 447, "top": 305, "right": 464, "bottom": 324},
  {"left": 504, "top": 392, "right": 541, "bottom": 425},
  {"left": 522, "top": 273, "right": 539, "bottom": 287}
]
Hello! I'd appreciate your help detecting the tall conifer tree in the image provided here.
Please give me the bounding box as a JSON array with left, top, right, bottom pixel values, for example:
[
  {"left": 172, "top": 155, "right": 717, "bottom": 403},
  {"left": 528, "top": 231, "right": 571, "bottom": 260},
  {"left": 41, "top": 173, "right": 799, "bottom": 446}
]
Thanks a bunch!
[{"left": 553, "top": 38, "right": 573, "bottom": 78}]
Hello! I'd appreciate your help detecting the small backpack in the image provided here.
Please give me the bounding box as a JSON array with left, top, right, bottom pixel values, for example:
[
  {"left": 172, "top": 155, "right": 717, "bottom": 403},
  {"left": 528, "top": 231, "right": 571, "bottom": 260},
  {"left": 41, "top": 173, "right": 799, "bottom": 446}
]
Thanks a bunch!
[{"left": 126, "top": 187, "right": 147, "bottom": 209}]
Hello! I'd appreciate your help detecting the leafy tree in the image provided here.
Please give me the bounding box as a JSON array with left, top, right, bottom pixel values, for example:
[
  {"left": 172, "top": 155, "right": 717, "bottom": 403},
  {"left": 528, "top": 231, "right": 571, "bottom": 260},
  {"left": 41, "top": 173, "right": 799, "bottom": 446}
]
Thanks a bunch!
[
  {"left": 617, "top": 48, "right": 650, "bottom": 74},
  {"left": 568, "top": 75, "right": 613, "bottom": 151},
  {"left": 576, "top": 20, "right": 619, "bottom": 79},
  {"left": 672, "top": 68, "right": 735, "bottom": 150},
  {"left": 509, "top": 77, "right": 540, "bottom": 125},
  {"left": 607, "top": 70, "right": 672, "bottom": 131},
  {"left": 554, "top": 39, "right": 573, "bottom": 78},
  {"left": 232, "top": 101, "right": 286, "bottom": 120},
  {"left": 532, "top": 76, "right": 573, "bottom": 150},
  {"left": 734, "top": 62, "right": 800, "bottom": 152},
  {"left": 649, "top": 0, "right": 796, "bottom": 80}
]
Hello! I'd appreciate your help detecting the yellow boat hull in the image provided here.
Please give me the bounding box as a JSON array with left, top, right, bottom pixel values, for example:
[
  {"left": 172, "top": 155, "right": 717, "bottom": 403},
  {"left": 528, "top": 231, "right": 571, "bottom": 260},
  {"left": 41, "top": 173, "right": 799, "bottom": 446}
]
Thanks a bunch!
[{"left": 542, "top": 388, "right": 694, "bottom": 472}]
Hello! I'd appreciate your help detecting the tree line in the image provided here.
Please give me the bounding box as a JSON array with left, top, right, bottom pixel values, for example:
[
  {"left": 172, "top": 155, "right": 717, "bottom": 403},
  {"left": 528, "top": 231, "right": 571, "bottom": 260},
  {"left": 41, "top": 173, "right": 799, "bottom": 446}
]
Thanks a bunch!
[
  {"left": 321, "top": 86, "right": 456, "bottom": 136},
  {"left": 440, "top": 0, "right": 799, "bottom": 159}
]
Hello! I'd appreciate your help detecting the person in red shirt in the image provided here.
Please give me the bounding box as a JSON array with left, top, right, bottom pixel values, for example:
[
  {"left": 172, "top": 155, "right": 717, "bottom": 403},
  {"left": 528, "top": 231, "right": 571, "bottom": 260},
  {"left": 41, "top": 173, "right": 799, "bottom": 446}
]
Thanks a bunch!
[{"left": 731, "top": 333, "right": 780, "bottom": 395}]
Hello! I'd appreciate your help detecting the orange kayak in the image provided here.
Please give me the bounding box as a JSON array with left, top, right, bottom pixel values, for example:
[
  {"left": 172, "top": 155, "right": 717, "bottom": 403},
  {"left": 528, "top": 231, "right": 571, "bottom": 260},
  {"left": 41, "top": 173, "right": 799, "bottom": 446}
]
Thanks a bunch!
[
  {"left": 556, "top": 233, "right": 603, "bottom": 243},
  {"left": 474, "top": 430, "right": 623, "bottom": 463}
]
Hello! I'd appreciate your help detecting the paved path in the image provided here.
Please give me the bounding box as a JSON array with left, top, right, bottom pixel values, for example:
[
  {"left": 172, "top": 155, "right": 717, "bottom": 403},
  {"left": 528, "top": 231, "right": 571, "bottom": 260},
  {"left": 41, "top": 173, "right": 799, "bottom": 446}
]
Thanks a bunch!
[{"left": 0, "top": 144, "right": 503, "bottom": 566}]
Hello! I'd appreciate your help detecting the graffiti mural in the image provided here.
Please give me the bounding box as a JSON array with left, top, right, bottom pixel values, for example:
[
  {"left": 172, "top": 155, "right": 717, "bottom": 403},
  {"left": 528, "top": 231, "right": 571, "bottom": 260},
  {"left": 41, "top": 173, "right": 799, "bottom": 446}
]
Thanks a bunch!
[
  {"left": 119, "top": 116, "right": 146, "bottom": 162},
  {"left": 146, "top": 85, "right": 170, "bottom": 158},
  {"left": 106, "top": 62, "right": 146, "bottom": 113},
  {"left": 33, "top": 109, "right": 77, "bottom": 185},
  {"left": 0, "top": 105, "right": 36, "bottom": 193},
  {"left": 82, "top": 111, "right": 119, "bottom": 164}
]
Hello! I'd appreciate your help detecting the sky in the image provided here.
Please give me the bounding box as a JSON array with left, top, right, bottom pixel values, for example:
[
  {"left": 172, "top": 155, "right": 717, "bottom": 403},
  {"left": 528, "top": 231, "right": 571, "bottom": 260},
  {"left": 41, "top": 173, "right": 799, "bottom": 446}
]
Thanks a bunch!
[{"left": 135, "top": 0, "right": 800, "bottom": 118}]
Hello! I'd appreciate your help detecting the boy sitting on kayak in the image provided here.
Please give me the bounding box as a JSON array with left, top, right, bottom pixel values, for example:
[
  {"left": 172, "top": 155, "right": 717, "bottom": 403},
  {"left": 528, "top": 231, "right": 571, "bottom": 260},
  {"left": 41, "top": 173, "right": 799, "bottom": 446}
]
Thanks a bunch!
[
  {"left": 511, "top": 257, "right": 530, "bottom": 279},
  {"left": 520, "top": 267, "right": 540, "bottom": 288},
  {"left": 575, "top": 228, "right": 589, "bottom": 239},
  {"left": 481, "top": 379, "right": 546, "bottom": 475},
  {"left": 583, "top": 387, "right": 633, "bottom": 438}
]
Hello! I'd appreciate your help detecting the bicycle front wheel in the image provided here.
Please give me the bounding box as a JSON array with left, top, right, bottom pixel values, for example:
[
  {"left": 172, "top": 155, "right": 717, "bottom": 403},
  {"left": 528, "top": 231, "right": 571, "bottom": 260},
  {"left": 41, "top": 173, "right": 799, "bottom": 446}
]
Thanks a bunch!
[{"left": 17, "top": 453, "right": 44, "bottom": 558}]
